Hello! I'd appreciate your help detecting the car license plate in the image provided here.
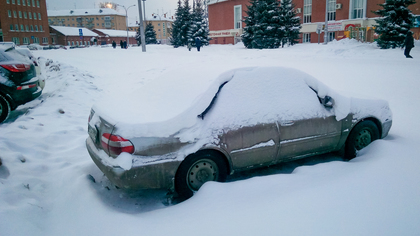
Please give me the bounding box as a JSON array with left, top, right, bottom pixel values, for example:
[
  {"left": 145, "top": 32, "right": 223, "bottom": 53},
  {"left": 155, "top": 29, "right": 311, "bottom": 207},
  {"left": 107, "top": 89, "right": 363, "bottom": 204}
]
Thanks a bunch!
[{"left": 88, "top": 125, "right": 98, "bottom": 143}]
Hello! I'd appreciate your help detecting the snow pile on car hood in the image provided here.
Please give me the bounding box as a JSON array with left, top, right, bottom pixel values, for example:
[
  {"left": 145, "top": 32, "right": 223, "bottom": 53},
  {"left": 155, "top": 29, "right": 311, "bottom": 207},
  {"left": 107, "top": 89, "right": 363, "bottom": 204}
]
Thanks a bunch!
[{"left": 94, "top": 67, "right": 391, "bottom": 139}]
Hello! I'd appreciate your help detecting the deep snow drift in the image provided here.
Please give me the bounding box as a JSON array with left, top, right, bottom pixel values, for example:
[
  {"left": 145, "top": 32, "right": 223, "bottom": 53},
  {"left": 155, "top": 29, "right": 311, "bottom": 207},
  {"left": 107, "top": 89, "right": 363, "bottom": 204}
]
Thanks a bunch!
[{"left": 0, "top": 39, "right": 419, "bottom": 236}]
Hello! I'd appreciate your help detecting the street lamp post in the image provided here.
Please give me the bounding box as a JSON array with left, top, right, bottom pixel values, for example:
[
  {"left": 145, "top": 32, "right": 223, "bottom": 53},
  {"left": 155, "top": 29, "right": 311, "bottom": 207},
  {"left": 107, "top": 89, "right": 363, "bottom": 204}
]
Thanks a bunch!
[
  {"left": 116, "top": 4, "right": 136, "bottom": 48},
  {"left": 137, "top": 0, "right": 146, "bottom": 52},
  {"left": 324, "top": 0, "right": 329, "bottom": 44},
  {"left": 142, "top": 0, "right": 146, "bottom": 22}
]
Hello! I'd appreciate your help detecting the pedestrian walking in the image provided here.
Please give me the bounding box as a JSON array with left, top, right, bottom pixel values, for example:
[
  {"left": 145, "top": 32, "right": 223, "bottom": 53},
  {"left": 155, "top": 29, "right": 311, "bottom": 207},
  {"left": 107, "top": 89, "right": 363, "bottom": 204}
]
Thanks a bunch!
[
  {"left": 120, "top": 40, "right": 123, "bottom": 49},
  {"left": 123, "top": 41, "right": 127, "bottom": 49},
  {"left": 112, "top": 41, "right": 116, "bottom": 49},
  {"left": 188, "top": 42, "right": 192, "bottom": 51},
  {"left": 404, "top": 31, "right": 414, "bottom": 58},
  {"left": 195, "top": 37, "right": 202, "bottom": 52}
]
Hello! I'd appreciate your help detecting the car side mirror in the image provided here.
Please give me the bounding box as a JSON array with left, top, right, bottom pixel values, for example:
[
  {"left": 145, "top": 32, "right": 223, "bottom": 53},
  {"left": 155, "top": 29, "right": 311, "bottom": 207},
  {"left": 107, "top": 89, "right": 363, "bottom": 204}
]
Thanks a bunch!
[{"left": 321, "top": 96, "right": 333, "bottom": 108}]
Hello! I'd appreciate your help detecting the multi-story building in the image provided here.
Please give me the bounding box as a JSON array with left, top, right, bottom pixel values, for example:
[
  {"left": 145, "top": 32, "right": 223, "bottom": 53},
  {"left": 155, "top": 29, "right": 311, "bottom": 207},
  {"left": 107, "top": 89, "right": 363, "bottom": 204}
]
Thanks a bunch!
[
  {"left": 48, "top": 8, "right": 126, "bottom": 31},
  {"left": 127, "top": 14, "right": 173, "bottom": 44},
  {"left": 207, "top": 0, "right": 420, "bottom": 44},
  {"left": 0, "top": 0, "right": 50, "bottom": 45}
]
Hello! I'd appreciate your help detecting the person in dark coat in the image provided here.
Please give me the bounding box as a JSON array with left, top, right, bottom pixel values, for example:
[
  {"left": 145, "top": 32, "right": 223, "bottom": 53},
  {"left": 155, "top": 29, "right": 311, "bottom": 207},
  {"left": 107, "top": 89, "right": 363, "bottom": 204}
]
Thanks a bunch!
[
  {"left": 404, "top": 31, "right": 414, "bottom": 58},
  {"left": 123, "top": 41, "right": 127, "bottom": 49},
  {"left": 120, "top": 40, "right": 123, "bottom": 49},
  {"left": 112, "top": 41, "right": 116, "bottom": 49},
  {"left": 195, "top": 37, "right": 202, "bottom": 52}
]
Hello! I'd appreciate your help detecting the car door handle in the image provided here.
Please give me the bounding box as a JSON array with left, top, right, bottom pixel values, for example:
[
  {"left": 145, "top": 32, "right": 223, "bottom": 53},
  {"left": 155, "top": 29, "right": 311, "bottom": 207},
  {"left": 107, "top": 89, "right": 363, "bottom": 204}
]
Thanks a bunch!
[{"left": 280, "top": 121, "right": 294, "bottom": 126}]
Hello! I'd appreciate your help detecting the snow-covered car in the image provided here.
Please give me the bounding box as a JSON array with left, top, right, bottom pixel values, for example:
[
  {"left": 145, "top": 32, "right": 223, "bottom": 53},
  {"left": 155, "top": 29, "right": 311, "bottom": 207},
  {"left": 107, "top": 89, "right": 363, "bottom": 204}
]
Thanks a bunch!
[
  {"left": 15, "top": 47, "right": 45, "bottom": 89},
  {"left": 86, "top": 67, "right": 392, "bottom": 199},
  {"left": 0, "top": 44, "right": 43, "bottom": 123}
]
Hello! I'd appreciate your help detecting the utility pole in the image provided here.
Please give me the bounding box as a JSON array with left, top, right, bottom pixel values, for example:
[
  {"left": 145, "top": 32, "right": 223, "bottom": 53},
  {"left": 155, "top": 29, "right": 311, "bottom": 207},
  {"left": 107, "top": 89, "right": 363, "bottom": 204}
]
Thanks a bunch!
[
  {"left": 324, "top": 0, "right": 329, "bottom": 44},
  {"left": 137, "top": 0, "right": 146, "bottom": 52}
]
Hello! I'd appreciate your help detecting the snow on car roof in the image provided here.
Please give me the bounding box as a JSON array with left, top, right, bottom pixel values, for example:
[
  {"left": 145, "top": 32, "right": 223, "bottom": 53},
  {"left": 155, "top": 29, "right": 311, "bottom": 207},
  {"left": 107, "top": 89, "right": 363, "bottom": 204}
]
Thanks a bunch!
[{"left": 94, "top": 67, "right": 352, "bottom": 139}]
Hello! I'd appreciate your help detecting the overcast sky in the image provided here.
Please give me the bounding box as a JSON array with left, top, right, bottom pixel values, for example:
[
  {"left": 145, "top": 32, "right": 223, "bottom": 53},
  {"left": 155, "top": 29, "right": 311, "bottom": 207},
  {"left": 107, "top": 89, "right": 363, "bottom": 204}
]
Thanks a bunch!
[{"left": 45, "top": 0, "right": 179, "bottom": 25}]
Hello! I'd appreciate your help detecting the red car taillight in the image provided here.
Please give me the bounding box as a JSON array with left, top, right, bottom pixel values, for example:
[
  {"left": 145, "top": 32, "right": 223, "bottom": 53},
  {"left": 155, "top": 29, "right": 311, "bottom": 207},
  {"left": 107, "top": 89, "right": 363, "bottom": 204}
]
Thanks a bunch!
[
  {"left": 101, "top": 133, "right": 134, "bottom": 156},
  {"left": 17, "top": 83, "right": 37, "bottom": 90},
  {"left": 0, "top": 64, "right": 31, "bottom": 72}
]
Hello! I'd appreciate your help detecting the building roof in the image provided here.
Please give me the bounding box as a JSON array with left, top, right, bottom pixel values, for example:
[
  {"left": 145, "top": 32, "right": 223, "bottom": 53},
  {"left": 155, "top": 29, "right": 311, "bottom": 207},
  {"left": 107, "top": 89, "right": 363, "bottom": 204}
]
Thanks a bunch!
[
  {"left": 94, "top": 29, "right": 137, "bottom": 37},
  {"left": 50, "top": 26, "right": 99, "bottom": 36},
  {"left": 48, "top": 8, "right": 125, "bottom": 17}
]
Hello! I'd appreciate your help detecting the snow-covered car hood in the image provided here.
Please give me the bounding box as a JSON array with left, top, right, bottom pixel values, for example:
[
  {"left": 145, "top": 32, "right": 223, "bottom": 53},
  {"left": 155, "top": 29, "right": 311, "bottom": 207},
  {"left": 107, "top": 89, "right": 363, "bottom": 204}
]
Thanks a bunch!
[{"left": 93, "top": 67, "right": 392, "bottom": 140}]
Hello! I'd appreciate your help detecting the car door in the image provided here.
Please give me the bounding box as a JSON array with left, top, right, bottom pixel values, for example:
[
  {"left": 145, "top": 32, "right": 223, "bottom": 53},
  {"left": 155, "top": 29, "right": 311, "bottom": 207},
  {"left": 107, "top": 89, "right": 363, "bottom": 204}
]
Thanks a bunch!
[
  {"left": 277, "top": 115, "right": 342, "bottom": 160},
  {"left": 220, "top": 122, "right": 280, "bottom": 171}
]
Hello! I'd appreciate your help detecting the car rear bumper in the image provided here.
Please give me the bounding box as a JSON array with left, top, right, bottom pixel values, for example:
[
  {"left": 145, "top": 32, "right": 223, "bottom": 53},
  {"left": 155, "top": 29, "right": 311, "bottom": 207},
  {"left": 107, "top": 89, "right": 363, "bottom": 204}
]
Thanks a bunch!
[{"left": 86, "top": 137, "right": 181, "bottom": 191}]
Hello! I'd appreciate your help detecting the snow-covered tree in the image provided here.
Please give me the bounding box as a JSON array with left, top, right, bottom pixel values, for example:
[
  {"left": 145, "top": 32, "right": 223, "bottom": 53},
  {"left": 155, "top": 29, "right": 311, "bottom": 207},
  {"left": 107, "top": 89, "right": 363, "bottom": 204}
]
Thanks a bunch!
[
  {"left": 145, "top": 22, "right": 157, "bottom": 44},
  {"left": 374, "top": 0, "right": 416, "bottom": 49},
  {"left": 170, "top": 0, "right": 185, "bottom": 47},
  {"left": 170, "top": 0, "right": 192, "bottom": 47},
  {"left": 189, "top": 0, "right": 210, "bottom": 46},
  {"left": 279, "top": 0, "right": 301, "bottom": 47},
  {"left": 242, "top": 0, "right": 284, "bottom": 49}
]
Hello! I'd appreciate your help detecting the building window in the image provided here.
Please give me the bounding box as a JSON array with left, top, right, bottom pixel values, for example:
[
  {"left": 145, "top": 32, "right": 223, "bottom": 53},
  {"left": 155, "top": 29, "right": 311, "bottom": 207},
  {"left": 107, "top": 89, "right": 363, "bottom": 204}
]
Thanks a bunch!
[
  {"left": 19, "top": 11, "right": 22, "bottom": 18},
  {"left": 23, "top": 37, "right": 29, "bottom": 44},
  {"left": 303, "top": 0, "right": 312, "bottom": 23},
  {"left": 42, "top": 37, "right": 48, "bottom": 44},
  {"left": 35, "top": 25, "right": 38, "bottom": 31},
  {"left": 303, "top": 33, "right": 311, "bottom": 43},
  {"left": 33, "top": 37, "right": 39, "bottom": 44},
  {"left": 29, "top": 12, "right": 32, "bottom": 19},
  {"left": 33, "top": 13, "right": 37, "bottom": 20},
  {"left": 30, "top": 25, "right": 33, "bottom": 31},
  {"left": 20, "top": 25, "right": 24, "bottom": 31},
  {"left": 24, "top": 12, "right": 27, "bottom": 19},
  {"left": 12, "top": 37, "right": 20, "bottom": 45},
  {"left": 234, "top": 5, "right": 242, "bottom": 29},
  {"left": 38, "top": 13, "right": 41, "bottom": 20},
  {"left": 7, "top": 0, "right": 10, "bottom": 4},
  {"left": 26, "top": 25, "right": 29, "bottom": 31},
  {"left": 351, "top": 0, "right": 365, "bottom": 19},
  {"left": 13, "top": 11, "right": 17, "bottom": 18},
  {"left": 36, "top": 0, "right": 39, "bottom": 7},
  {"left": 22, "top": 0, "right": 25, "bottom": 5},
  {"left": 12, "top": 0, "right": 15, "bottom": 4},
  {"left": 40, "top": 25, "right": 43, "bottom": 31},
  {"left": 27, "top": 0, "right": 30, "bottom": 6},
  {"left": 32, "top": 0, "right": 35, "bottom": 7},
  {"left": 8, "top": 10, "right": 12, "bottom": 17},
  {"left": 15, "top": 24, "right": 19, "bottom": 31},
  {"left": 10, "top": 25, "right": 14, "bottom": 31},
  {"left": 17, "top": 0, "right": 20, "bottom": 5},
  {"left": 328, "top": 0, "right": 336, "bottom": 21}
]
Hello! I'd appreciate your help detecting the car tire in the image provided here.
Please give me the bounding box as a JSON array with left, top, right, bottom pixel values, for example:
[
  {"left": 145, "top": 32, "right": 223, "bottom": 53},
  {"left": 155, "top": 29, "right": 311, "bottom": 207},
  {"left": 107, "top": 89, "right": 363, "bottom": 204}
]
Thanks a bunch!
[
  {"left": 0, "top": 95, "right": 11, "bottom": 123},
  {"left": 344, "top": 120, "right": 379, "bottom": 161},
  {"left": 175, "top": 152, "right": 228, "bottom": 200}
]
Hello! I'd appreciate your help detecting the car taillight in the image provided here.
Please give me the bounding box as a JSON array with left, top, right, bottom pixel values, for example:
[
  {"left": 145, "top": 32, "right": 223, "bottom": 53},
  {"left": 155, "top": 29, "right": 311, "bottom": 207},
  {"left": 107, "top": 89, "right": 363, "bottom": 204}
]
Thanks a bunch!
[
  {"left": 17, "top": 83, "right": 37, "bottom": 90},
  {"left": 0, "top": 64, "right": 31, "bottom": 72},
  {"left": 101, "top": 133, "right": 134, "bottom": 156}
]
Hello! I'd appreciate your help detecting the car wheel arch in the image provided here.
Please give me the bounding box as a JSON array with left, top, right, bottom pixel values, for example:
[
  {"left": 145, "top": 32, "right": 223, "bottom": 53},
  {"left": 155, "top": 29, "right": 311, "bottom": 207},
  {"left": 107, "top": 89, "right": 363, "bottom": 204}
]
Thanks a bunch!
[
  {"left": 351, "top": 117, "right": 382, "bottom": 138},
  {"left": 343, "top": 118, "right": 381, "bottom": 160}
]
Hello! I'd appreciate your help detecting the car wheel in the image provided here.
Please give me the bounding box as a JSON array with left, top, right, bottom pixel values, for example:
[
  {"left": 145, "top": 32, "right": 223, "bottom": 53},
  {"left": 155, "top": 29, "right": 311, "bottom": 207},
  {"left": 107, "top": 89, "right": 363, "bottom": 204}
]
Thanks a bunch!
[
  {"left": 0, "top": 95, "right": 11, "bottom": 123},
  {"left": 175, "top": 152, "right": 228, "bottom": 200},
  {"left": 344, "top": 120, "right": 379, "bottom": 161}
]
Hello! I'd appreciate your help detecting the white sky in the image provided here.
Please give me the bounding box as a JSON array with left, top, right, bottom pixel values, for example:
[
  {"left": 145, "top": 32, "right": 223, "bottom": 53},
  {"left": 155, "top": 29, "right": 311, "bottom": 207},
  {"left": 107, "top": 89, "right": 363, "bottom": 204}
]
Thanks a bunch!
[{"left": 45, "top": 0, "right": 179, "bottom": 25}]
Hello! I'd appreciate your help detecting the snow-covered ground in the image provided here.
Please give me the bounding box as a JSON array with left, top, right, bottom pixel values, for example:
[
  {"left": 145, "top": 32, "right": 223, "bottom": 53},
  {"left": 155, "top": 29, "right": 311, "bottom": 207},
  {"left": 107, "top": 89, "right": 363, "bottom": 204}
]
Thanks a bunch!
[{"left": 1, "top": 40, "right": 419, "bottom": 236}]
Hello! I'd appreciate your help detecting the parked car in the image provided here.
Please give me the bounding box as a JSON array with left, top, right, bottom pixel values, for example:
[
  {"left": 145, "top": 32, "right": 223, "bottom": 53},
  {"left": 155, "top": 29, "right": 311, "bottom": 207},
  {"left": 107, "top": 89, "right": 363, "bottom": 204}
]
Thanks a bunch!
[
  {"left": 16, "top": 47, "right": 45, "bottom": 89},
  {"left": 0, "top": 44, "right": 44, "bottom": 123},
  {"left": 86, "top": 67, "right": 392, "bottom": 199}
]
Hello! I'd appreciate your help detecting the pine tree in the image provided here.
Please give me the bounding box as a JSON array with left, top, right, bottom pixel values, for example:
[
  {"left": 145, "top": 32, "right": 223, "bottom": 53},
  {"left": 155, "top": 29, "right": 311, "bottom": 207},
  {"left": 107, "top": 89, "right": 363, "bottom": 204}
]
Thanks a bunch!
[
  {"left": 242, "top": 0, "right": 284, "bottom": 49},
  {"left": 189, "top": 0, "right": 210, "bottom": 46},
  {"left": 279, "top": 0, "right": 301, "bottom": 47},
  {"left": 170, "top": 0, "right": 185, "bottom": 47},
  {"left": 180, "top": 0, "right": 192, "bottom": 46},
  {"left": 374, "top": 0, "right": 416, "bottom": 49},
  {"left": 145, "top": 22, "right": 157, "bottom": 44}
]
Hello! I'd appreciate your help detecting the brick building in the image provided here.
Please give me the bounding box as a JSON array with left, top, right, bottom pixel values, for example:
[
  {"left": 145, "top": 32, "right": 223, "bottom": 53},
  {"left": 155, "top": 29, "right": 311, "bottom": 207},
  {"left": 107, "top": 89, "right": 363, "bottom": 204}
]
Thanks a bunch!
[
  {"left": 0, "top": 0, "right": 50, "bottom": 45},
  {"left": 207, "top": 0, "right": 420, "bottom": 45},
  {"left": 127, "top": 14, "right": 174, "bottom": 44},
  {"left": 49, "top": 26, "right": 99, "bottom": 46},
  {"left": 48, "top": 8, "right": 126, "bottom": 31}
]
